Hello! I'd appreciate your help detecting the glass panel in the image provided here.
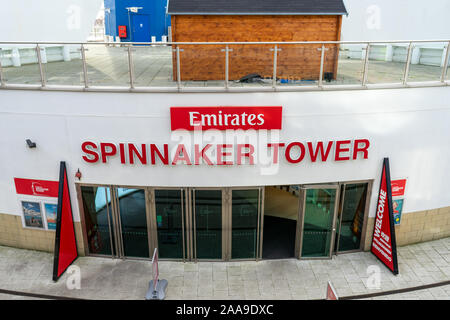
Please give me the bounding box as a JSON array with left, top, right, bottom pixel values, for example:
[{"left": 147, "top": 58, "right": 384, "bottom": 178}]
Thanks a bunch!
[
  {"left": 337, "top": 183, "right": 368, "bottom": 252},
  {"left": 85, "top": 44, "right": 130, "bottom": 86},
  {"left": 301, "top": 188, "right": 336, "bottom": 258},
  {"left": 408, "top": 42, "right": 446, "bottom": 82},
  {"left": 155, "top": 189, "right": 184, "bottom": 259},
  {"left": 179, "top": 45, "right": 225, "bottom": 87},
  {"left": 231, "top": 189, "right": 259, "bottom": 259},
  {"left": 367, "top": 43, "right": 406, "bottom": 84},
  {"left": 43, "top": 44, "right": 84, "bottom": 86},
  {"left": 228, "top": 45, "right": 273, "bottom": 87},
  {"left": 80, "top": 186, "right": 115, "bottom": 256},
  {"left": 195, "top": 190, "right": 222, "bottom": 259},
  {"left": 133, "top": 45, "right": 176, "bottom": 87},
  {"left": 326, "top": 44, "right": 365, "bottom": 85},
  {"left": 277, "top": 44, "right": 321, "bottom": 87},
  {"left": 1, "top": 45, "right": 41, "bottom": 85},
  {"left": 116, "top": 188, "right": 149, "bottom": 258}
]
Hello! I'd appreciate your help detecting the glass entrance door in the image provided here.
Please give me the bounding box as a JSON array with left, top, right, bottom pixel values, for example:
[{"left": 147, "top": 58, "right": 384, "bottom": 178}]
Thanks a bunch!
[
  {"left": 80, "top": 186, "right": 116, "bottom": 257},
  {"left": 230, "top": 188, "right": 262, "bottom": 260},
  {"left": 300, "top": 186, "right": 339, "bottom": 258},
  {"left": 153, "top": 189, "right": 186, "bottom": 259},
  {"left": 114, "top": 187, "right": 150, "bottom": 258},
  {"left": 193, "top": 189, "right": 224, "bottom": 260},
  {"left": 335, "top": 183, "right": 369, "bottom": 253}
]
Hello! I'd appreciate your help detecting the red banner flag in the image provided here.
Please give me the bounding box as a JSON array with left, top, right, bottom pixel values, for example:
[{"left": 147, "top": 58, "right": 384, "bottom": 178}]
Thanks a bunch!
[
  {"left": 371, "top": 158, "right": 399, "bottom": 275},
  {"left": 53, "top": 161, "right": 78, "bottom": 281},
  {"left": 326, "top": 281, "right": 338, "bottom": 300}
]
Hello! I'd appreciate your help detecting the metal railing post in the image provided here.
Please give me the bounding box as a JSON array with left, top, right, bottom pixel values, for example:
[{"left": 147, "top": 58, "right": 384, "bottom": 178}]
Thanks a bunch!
[
  {"left": 35, "top": 44, "right": 46, "bottom": 87},
  {"left": 318, "top": 44, "right": 326, "bottom": 88},
  {"left": 127, "top": 45, "right": 135, "bottom": 89},
  {"left": 403, "top": 42, "right": 413, "bottom": 86},
  {"left": 440, "top": 41, "right": 450, "bottom": 83},
  {"left": 223, "top": 45, "right": 230, "bottom": 89},
  {"left": 176, "top": 46, "right": 181, "bottom": 91},
  {"left": 272, "top": 45, "right": 279, "bottom": 89},
  {"left": 0, "top": 52, "right": 4, "bottom": 87},
  {"left": 80, "top": 44, "right": 89, "bottom": 88},
  {"left": 362, "top": 43, "right": 370, "bottom": 86}
]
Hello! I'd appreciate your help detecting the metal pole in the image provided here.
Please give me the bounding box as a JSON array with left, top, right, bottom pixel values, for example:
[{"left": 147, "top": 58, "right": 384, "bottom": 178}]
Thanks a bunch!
[
  {"left": 127, "top": 45, "right": 135, "bottom": 89},
  {"left": 225, "top": 45, "right": 229, "bottom": 89},
  {"left": 176, "top": 46, "right": 181, "bottom": 90},
  {"left": 440, "top": 41, "right": 450, "bottom": 83},
  {"left": 403, "top": 42, "right": 413, "bottom": 86},
  {"left": 272, "top": 45, "right": 278, "bottom": 89},
  {"left": 80, "top": 44, "right": 89, "bottom": 88},
  {"left": 127, "top": 10, "right": 132, "bottom": 43},
  {"left": 318, "top": 44, "right": 326, "bottom": 88},
  {"left": 35, "top": 44, "right": 46, "bottom": 87},
  {"left": 0, "top": 52, "right": 4, "bottom": 87},
  {"left": 362, "top": 43, "right": 370, "bottom": 86}
]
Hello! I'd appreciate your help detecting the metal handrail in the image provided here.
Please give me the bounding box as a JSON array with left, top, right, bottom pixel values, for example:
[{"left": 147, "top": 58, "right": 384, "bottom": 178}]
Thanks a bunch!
[
  {"left": 1, "top": 39, "right": 450, "bottom": 45},
  {"left": 0, "top": 39, "right": 449, "bottom": 93}
]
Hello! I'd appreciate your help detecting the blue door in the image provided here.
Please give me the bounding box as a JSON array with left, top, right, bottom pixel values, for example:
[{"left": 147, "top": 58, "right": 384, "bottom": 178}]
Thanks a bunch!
[{"left": 132, "top": 14, "right": 150, "bottom": 43}]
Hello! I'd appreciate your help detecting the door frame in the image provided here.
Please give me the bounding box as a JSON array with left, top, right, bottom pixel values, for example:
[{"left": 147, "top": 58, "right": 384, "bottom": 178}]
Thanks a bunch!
[
  {"left": 189, "top": 187, "right": 227, "bottom": 262},
  {"left": 111, "top": 185, "right": 153, "bottom": 260},
  {"left": 77, "top": 183, "right": 153, "bottom": 260},
  {"left": 227, "top": 187, "right": 264, "bottom": 261},
  {"left": 297, "top": 183, "right": 341, "bottom": 260},
  {"left": 77, "top": 180, "right": 372, "bottom": 262},
  {"left": 333, "top": 180, "right": 373, "bottom": 255},
  {"left": 148, "top": 187, "right": 188, "bottom": 262}
]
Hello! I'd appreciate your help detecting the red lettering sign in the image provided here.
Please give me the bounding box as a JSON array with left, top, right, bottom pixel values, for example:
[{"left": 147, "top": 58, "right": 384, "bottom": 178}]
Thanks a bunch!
[
  {"left": 170, "top": 106, "right": 282, "bottom": 131},
  {"left": 14, "top": 178, "right": 59, "bottom": 198},
  {"left": 81, "top": 140, "right": 371, "bottom": 165},
  {"left": 371, "top": 158, "right": 398, "bottom": 275},
  {"left": 391, "top": 179, "right": 407, "bottom": 197}
]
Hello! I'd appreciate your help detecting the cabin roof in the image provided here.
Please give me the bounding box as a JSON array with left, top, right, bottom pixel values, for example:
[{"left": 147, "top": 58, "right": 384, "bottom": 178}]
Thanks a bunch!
[{"left": 167, "top": 0, "right": 348, "bottom": 16}]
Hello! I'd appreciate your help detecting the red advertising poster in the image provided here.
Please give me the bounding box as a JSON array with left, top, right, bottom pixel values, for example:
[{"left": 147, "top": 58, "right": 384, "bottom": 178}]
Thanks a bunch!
[
  {"left": 371, "top": 158, "right": 399, "bottom": 275},
  {"left": 391, "top": 179, "right": 407, "bottom": 197},
  {"left": 170, "top": 106, "right": 282, "bottom": 131},
  {"left": 14, "top": 178, "right": 59, "bottom": 198},
  {"left": 53, "top": 162, "right": 78, "bottom": 281}
]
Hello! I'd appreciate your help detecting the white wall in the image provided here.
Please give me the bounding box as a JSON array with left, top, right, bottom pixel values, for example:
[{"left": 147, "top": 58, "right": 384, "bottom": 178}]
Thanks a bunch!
[
  {"left": 0, "top": 0, "right": 103, "bottom": 42},
  {"left": 0, "top": 88, "right": 450, "bottom": 223},
  {"left": 342, "top": 0, "right": 450, "bottom": 41}
]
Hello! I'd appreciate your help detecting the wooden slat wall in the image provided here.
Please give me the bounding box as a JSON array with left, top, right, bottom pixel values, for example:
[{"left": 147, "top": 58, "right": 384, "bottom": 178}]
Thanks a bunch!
[{"left": 172, "top": 15, "right": 342, "bottom": 81}]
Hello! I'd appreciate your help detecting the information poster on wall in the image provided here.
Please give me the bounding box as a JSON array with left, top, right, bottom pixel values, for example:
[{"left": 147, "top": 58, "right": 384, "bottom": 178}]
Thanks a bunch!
[
  {"left": 391, "top": 178, "right": 406, "bottom": 226},
  {"left": 44, "top": 203, "right": 58, "bottom": 230},
  {"left": 15, "top": 178, "right": 59, "bottom": 231},
  {"left": 393, "top": 199, "right": 404, "bottom": 225},
  {"left": 21, "top": 201, "right": 44, "bottom": 229}
]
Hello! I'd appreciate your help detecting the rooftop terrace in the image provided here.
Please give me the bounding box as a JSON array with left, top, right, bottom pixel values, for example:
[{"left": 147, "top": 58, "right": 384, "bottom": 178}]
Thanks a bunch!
[{"left": 0, "top": 40, "right": 449, "bottom": 92}]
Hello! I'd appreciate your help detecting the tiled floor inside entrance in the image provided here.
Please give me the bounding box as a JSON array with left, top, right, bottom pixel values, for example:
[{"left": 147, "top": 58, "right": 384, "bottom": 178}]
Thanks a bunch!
[{"left": 0, "top": 237, "right": 449, "bottom": 300}]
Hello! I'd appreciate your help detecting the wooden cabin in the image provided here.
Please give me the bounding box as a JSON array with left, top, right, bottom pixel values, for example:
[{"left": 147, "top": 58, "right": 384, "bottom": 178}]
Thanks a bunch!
[{"left": 167, "top": 0, "right": 348, "bottom": 82}]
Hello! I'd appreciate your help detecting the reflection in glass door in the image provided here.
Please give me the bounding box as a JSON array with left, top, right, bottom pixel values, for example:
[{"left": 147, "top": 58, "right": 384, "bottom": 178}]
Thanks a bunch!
[
  {"left": 231, "top": 189, "right": 261, "bottom": 259},
  {"left": 194, "top": 189, "right": 223, "bottom": 260},
  {"left": 300, "top": 187, "right": 338, "bottom": 258},
  {"left": 154, "top": 189, "right": 185, "bottom": 259},
  {"left": 80, "top": 186, "right": 115, "bottom": 256},
  {"left": 335, "top": 183, "right": 368, "bottom": 252},
  {"left": 115, "top": 188, "right": 150, "bottom": 258}
]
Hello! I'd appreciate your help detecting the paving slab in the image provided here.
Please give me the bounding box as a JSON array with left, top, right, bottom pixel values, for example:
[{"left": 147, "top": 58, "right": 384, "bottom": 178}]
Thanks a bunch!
[{"left": 0, "top": 237, "right": 449, "bottom": 300}]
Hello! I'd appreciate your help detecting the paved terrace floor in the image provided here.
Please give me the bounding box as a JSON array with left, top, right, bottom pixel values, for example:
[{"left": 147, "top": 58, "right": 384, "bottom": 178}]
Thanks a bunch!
[
  {"left": 0, "top": 237, "right": 449, "bottom": 300},
  {"left": 1, "top": 45, "right": 449, "bottom": 88}
]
